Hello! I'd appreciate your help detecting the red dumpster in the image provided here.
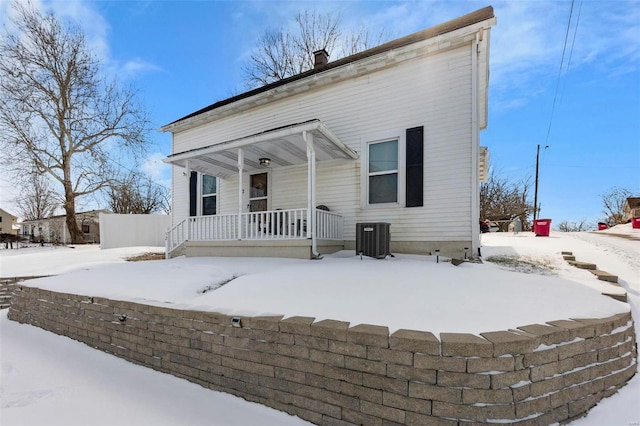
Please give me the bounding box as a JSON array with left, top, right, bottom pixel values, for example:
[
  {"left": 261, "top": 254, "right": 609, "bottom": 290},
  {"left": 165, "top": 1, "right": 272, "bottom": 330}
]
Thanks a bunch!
[
  {"left": 632, "top": 218, "right": 640, "bottom": 229},
  {"left": 533, "top": 219, "right": 551, "bottom": 236},
  {"left": 597, "top": 222, "right": 609, "bottom": 231}
]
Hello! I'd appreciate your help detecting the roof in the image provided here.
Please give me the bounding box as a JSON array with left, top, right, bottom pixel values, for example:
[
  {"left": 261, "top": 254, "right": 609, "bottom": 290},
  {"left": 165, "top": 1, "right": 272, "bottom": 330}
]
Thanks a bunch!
[
  {"left": 162, "top": 6, "right": 495, "bottom": 130},
  {"left": 164, "top": 119, "right": 358, "bottom": 178},
  {"left": 20, "top": 209, "right": 111, "bottom": 224},
  {"left": 625, "top": 197, "right": 640, "bottom": 208},
  {"left": 0, "top": 207, "right": 18, "bottom": 219}
]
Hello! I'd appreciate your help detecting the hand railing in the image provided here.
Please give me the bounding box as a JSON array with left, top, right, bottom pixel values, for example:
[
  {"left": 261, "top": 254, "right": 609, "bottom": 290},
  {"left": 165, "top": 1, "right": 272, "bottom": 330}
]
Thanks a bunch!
[{"left": 166, "top": 207, "right": 344, "bottom": 255}]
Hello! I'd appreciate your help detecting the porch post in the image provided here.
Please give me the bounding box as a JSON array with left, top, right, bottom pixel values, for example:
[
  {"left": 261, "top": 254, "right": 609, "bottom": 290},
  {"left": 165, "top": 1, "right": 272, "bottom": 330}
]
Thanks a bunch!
[
  {"left": 237, "top": 148, "right": 244, "bottom": 240},
  {"left": 304, "top": 131, "right": 319, "bottom": 257},
  {"left": 186, "top": 160, "right": 192, "bottom": 241}
]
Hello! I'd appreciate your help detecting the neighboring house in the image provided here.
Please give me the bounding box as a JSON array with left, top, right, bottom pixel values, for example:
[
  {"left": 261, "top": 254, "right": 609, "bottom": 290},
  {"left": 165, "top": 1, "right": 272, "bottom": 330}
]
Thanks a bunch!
[
  {"left": 0, "top": 208, "right": 20, "bottom": 235},
  {"left": 162, "top": 7, "right": 495, "bottom": 259},
  {"left": 20, "top": 210, "right": 109, "bottom": 244},
  {"left": 623, "top": 197, "right": 640, "bottom": 222}
]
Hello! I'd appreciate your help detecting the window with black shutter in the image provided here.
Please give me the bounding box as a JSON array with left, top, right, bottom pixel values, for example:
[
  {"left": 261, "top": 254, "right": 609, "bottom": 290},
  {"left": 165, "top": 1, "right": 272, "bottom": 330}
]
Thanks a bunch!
[
  {"left": 190, "top": 172, "right": 217, "bottom": 216},
  {"left": 405, "top": 126, "right": 424, "bottom": 207}
]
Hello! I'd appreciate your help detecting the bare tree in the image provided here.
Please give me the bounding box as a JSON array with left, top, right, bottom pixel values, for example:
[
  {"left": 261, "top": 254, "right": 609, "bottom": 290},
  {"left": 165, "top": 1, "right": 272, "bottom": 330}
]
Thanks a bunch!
[
  {"left": 243, "top": 10, "right": 389, "bottom": 87},
  {"left": 14, "top": 173, "right": 60, "bottom": 221},
  {"left": 106, "top": 173, "right": 170, "bottom": 214},
  {"left": 0, "top": 3, "right": 149, "bottom": 243},
  {"left": 601, "top": 187, "right": 633, "bottom": 225},
  {"left": 557, "top": 219, "right": 593, "bottom": 232},
  {"left": 480, "top": 170, "right": 533, "bottom": 231}
]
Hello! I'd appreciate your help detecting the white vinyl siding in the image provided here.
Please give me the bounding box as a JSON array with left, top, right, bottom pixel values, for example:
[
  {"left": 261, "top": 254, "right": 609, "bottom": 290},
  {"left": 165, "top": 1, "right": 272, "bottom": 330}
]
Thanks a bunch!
[{"left": 171, "top": 44, "right": 474, "bottom": 242}]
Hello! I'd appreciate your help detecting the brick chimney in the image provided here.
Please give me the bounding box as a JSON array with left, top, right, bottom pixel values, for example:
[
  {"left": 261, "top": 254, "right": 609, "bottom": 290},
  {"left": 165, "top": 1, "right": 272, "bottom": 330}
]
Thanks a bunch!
[{"left": 313, "top": 49, "right": 329, "bottom": 69}]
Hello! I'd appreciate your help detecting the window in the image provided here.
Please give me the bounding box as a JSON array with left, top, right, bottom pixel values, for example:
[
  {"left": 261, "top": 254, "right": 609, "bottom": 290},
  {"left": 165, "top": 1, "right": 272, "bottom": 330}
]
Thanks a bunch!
[
  {"left": 368, "top": 140, "right": 398, "bottom": 204},
  {"left": 189, "top": 172, "right": 217, "bottom": 216},
  {"left": 82, "top": 224, "right": 90, "bottom": 234},
  {"left": 201, "top": 174, "right": 217, "bottom": 215}
]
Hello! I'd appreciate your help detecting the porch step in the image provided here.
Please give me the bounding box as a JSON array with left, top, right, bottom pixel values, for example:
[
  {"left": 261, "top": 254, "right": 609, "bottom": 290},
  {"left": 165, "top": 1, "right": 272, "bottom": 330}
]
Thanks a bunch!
[
  {"left": 562, "top": 255, "right": 576, "bottom": 261},
  {"left": 567, "top": 260, "right": 597, "bottom": 270},
  {"left": 589, "top": 270, "right": 619, "bottom": 284},
  {"left": 0, "top": 276, "right": 49, "bottom": 309},
  {"left": 561, "top": 251, "right": 573, "bottom": 256},
  {"left": 0, "top": 291, "right": 11, "bottom": 309}
]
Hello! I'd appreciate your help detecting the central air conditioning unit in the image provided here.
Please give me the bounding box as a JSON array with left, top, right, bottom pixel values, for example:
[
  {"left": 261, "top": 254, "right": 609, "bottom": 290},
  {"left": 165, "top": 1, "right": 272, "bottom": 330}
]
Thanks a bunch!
[{"left": 356, "top": 222, "right": 391, "bottom": 259}]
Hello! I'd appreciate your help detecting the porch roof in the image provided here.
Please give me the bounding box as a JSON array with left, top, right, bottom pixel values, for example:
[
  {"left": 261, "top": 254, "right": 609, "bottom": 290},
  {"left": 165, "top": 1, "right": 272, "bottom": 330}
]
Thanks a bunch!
[{"left": 163, "top": 119, "right": 359, "bottom": 178}]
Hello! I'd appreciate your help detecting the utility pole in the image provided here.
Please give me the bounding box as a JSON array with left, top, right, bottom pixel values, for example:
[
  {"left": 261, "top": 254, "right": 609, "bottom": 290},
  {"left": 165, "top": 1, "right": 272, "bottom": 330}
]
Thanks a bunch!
[{"left": 533, "top": 144, "right": 548, "bottom": 221}]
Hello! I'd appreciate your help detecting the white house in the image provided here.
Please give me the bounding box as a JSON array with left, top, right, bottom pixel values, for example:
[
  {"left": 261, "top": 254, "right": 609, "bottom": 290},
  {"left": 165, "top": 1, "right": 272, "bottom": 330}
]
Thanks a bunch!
[
  {"left": 0, "top": 207, "right": 20, "bottom": 235},
  {"left": 623, "top": 197, "right": 640, "bottom": 222},
  {"left": 20, "top": 210, "right": 107, "bottom": 244},
  {"left": 162, "top": 7, "right": 495, "bottom": 259}
]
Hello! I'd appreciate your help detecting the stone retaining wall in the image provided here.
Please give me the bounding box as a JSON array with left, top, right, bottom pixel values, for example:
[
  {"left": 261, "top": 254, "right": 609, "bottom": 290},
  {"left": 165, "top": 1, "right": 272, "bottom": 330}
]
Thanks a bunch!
[{"left": 8, "top": 285, "right": 637, "bottom": 425}]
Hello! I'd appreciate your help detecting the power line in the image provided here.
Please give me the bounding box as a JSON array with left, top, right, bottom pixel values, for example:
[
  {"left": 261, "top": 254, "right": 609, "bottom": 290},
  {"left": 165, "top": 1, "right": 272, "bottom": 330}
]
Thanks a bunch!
[
  {"left": 543, "top": 0, "right": 577, "bottom": 147},
  {"left": 558, "top": 0, "right": 583, "bottom": 106}
]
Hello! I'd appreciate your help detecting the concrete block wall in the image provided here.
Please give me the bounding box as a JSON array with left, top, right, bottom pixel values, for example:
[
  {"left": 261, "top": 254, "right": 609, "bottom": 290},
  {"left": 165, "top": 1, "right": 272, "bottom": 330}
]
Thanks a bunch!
[{"left": 8, "top": 285, "right": 637, "bottom": 425}]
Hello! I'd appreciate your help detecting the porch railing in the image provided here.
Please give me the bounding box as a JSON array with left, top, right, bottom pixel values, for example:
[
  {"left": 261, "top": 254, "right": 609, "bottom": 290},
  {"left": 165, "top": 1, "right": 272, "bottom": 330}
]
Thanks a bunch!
[
  {"left": 166, "top": 208, "right": 343, "bottom": 255},
  {"left": 315, "top": 209, "right": 343, "bottom": 240},
  {"left": 241, "top": 208, "right": 308, "bottom": 240}
]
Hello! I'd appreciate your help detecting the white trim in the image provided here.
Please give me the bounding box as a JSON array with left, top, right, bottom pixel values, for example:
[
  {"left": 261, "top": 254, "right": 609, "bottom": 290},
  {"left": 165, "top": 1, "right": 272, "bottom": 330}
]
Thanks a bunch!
[
  {"left": 471, "top": 33, "right": 480, "bottom": 253},
  {"left": 237, "top": 148, "right": 244, "bottom": 239},
  {"left": 304, "top": 131, "right": 319, "bottom": 257}
]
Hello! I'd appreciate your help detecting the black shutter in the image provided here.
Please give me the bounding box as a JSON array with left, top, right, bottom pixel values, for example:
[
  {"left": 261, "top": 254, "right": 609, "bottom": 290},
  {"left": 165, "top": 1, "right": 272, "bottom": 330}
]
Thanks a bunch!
[
  {"left": 189, "top": 171, "right": 197, "bottom": 216},
  {"left": 406, "top": 126, "right": 424, "bottom": 207}
]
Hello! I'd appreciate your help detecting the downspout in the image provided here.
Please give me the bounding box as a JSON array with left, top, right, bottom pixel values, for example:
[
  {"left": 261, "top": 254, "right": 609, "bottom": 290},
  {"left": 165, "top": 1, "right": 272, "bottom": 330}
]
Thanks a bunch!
[
  {"left": 471, "top": 30, "right": 481, "bottom": 257},
  {"left": 304, "top": 131, "right": 320, "bottom": 258},
  {"left": 237, "top": 148, "right": 244, "bottom": 240}
]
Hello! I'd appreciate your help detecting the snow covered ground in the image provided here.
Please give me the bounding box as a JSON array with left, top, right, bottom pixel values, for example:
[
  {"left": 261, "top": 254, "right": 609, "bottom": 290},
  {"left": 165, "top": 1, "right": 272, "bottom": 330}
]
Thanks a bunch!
[{"left": 1, "top": 224, "right": 638, "bottom": 425}]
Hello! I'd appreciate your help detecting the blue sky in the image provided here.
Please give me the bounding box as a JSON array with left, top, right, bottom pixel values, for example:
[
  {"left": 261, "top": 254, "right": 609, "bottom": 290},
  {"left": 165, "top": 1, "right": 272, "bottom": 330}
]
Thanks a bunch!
[{"left": 1, "top": 0, "right": 638, "bottom": 225}]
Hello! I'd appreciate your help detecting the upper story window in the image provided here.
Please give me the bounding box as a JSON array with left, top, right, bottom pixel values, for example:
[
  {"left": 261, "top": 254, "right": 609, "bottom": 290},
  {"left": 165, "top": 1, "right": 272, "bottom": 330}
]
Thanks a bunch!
[{"left": 368, "top": 140, "right": 398, "bottom": 204}]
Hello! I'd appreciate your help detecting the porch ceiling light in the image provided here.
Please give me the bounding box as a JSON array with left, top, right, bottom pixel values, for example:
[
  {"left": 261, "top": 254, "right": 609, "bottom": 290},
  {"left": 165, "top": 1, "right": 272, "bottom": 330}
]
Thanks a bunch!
[{"left": 259, "top": 157, "right": 271, "bottom": 167}]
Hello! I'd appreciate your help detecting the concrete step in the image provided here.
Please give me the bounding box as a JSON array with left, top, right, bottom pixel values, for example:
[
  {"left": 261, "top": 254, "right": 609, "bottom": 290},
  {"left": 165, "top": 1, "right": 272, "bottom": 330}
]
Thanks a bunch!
[
  {"left": 561, "top": 251, "right": 573, "bottom": 256},
  {"left": 567, "top": 260, "right": 597, "bottom": 270},
  {"left": 590, "top": 270, "right": 619, "bottom": 284},
  {"left": 563, "top": 255, "right": 576, "bottom": 261},
  {"left": 602, "top": 292, "right": 627, "bottom": 302}
]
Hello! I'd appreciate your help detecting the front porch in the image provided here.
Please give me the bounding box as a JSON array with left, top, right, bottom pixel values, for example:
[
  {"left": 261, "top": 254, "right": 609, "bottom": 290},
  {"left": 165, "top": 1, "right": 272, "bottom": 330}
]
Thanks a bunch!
[
  {"left": 164, "top": 119, "right": 358, "bottom": 260},
  {"left": 166, "top": 207, "right": 345, "bottom": 259}
]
